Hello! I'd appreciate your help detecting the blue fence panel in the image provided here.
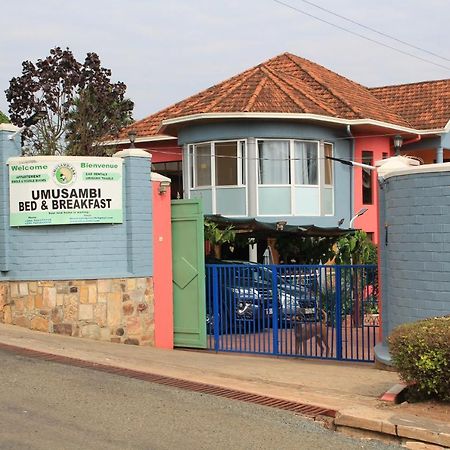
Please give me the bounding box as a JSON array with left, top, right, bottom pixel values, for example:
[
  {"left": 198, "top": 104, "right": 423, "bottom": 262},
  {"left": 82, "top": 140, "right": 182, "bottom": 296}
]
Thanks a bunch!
[{"left": 205, "top": 263, "right": 378, "bottom": 362}]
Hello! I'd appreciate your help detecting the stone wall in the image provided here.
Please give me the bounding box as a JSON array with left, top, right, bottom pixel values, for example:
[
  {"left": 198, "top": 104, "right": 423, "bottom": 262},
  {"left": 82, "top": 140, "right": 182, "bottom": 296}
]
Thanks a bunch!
[{"left": 0, "top": 277, "right": 154, "bottom": 345}]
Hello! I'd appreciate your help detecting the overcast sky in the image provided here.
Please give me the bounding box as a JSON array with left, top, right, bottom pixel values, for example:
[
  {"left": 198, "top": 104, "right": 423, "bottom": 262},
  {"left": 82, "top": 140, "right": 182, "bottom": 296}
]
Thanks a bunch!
[{"left": 1, "top": 0, "right": 449, "bottom": 121}]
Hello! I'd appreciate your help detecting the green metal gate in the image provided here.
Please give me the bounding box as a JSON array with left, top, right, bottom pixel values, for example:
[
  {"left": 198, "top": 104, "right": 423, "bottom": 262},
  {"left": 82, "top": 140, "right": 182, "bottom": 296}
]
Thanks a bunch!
[{"left": 171, "top": 199, "right": 206, "bottom": 348}]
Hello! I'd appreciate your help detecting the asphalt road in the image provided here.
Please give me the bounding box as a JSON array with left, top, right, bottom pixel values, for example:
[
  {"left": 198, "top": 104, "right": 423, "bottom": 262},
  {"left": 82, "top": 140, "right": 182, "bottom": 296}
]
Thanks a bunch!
[{"left": 0, "top": 349, "right": 400, "bottom": 450}]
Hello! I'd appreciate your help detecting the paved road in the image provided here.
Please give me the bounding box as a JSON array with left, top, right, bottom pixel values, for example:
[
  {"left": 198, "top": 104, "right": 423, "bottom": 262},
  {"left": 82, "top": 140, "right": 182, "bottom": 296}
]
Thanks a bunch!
[{"left": 0, "top": 349, "right": 399, "bottom": 450}]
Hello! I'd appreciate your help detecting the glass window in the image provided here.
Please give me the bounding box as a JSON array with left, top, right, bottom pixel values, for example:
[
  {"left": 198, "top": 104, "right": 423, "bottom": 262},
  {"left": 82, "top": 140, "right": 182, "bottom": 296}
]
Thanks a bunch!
[
  {"left": 215, "top": 141, "right": 238, "bottom": 186},
  {"left": 294, "top": 141, "right": 318, "bottom": 185},
  {"left": 240, "top": 141, "right": 246, "bottom": 185},
  {"left": 324, "top": 143, "right": 333, "bottom": 185},
  {"left": 258, "top": 140, "right": 290, "bottom": 185},
  {"left": 194, "top": 143, "right": 211, "bottom": 187},
  {"left": 362, "top": 150, "right": 373, "bottom": 205}
]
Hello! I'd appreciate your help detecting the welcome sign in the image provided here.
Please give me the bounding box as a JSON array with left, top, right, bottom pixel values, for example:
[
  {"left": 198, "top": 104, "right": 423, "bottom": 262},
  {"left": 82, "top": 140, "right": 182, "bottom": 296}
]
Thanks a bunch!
[{"left": 9, "top": 156, "right": 123, "bottom": 226}]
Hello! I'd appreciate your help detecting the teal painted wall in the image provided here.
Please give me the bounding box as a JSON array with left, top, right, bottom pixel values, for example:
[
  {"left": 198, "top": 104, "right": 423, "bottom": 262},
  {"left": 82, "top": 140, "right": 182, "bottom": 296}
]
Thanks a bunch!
[{"left": 0, "top": 129, "right": 153, "bottom": 281}]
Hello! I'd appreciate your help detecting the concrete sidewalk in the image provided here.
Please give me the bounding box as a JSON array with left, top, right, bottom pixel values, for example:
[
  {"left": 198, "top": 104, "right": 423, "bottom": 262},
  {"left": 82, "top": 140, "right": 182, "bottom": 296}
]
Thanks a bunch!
[{"left": 0, "top": 323, "right": 449, "bottom": 448}]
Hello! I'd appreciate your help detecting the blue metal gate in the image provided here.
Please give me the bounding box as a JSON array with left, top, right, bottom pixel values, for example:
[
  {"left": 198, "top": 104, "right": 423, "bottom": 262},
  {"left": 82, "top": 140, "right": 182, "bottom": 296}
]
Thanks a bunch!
[{"left": 205, "top": 264, "right": 379, "bottom": 362}]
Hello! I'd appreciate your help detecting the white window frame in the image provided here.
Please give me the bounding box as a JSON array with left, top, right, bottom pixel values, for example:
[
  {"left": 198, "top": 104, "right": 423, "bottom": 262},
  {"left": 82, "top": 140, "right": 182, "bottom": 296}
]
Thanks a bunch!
[
  {"left": 188, "top": 140, "right": 248, "bottom": 216},
  {"left": 255, "top": 138, "right": 334, "bottom": 217}
]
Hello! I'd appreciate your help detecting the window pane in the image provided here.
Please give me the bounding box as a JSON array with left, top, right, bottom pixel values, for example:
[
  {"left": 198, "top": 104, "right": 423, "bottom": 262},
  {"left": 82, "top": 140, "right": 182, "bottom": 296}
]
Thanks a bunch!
[
  {"left": 324, "top": 143, "right": 333, "bottom": 185},
  {"left": 294, "top": 141, "right": 318, "bottom": 185},
  {"left": 215, "top": 142, "right": 238, "bottom": 186},
  {"left": 362, "top": 151, "right": 373, "bottom": 205},
  {"left": 195, "top": 144, "right": 211, "bottom": 187},
  {"left": 258, "top": 140, "right": 290, "bottom": 185}
]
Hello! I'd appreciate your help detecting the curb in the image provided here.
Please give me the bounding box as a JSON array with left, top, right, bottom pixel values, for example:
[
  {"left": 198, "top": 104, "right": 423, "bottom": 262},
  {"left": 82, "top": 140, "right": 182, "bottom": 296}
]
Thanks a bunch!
[
  {"left": 335, "top": 409, "right": 450, "bottom": 448},
  {"left": 380, "top": 383, "right": 409, "bottom": 403}
]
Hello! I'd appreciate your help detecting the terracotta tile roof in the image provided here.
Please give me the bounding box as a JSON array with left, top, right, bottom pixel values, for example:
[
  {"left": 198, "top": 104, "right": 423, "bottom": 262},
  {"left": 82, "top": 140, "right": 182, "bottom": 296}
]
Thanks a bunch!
[
  {"left": 370, "top": 79, "right": 450, "bottom": 130},
  {"left": 118, "top": 53, "right": 446, "bottom": 141}
]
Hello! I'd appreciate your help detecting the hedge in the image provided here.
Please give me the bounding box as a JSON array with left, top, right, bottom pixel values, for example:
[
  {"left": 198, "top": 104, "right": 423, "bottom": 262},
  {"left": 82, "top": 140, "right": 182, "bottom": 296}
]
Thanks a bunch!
[{"left": 388, "top": 315, "right": 450, "bottom": 401}]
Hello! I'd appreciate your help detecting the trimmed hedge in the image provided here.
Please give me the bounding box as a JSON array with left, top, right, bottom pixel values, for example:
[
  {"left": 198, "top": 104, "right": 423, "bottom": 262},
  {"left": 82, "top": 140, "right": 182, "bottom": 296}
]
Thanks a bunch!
[{"left": 388, "top": 316, "right": 450, "bottom": 401}]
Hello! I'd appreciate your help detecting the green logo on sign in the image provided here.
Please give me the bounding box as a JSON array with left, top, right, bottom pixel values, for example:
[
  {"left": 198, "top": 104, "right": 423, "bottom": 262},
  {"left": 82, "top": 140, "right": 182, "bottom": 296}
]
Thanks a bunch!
[{"left": 53, "top": 163, "right": 76, "bottom": 185}]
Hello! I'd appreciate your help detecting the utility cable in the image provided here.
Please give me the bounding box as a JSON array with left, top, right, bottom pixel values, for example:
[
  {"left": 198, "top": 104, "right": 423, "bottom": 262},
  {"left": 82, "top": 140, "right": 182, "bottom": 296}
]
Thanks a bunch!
[
  {"left": 297, "top": 0, "right": 450, "bottom": 63},
  {"left": 272, "top": 0, "right": 450, "bottom": 72}
]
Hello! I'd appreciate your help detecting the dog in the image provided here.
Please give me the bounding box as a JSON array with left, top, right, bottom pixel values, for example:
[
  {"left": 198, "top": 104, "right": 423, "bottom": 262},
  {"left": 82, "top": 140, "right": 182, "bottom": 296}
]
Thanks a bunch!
[{"left": 294, "top": 310, "right": 329, "bottom": 357}]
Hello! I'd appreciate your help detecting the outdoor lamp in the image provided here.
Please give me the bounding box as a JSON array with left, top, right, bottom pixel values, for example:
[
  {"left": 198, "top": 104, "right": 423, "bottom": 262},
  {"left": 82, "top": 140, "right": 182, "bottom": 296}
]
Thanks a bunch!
[
  {"left": 349, "top": 207, "right": 368, "bottom": 228},
  {"left": 128, "top": 131, "right": 137, "bottom": 148},
  {"left": 159, "top": 180, "right": 171, "bottom": 195},
  {"left": 393, "top": 135, "right": 403, "bottom": 156}
]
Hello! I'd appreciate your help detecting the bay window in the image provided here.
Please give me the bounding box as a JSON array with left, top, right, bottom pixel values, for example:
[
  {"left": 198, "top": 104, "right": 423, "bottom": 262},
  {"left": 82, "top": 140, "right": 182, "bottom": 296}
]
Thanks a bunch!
[{"left": 187, "top": 138, "right": 334, "bottom": 218}]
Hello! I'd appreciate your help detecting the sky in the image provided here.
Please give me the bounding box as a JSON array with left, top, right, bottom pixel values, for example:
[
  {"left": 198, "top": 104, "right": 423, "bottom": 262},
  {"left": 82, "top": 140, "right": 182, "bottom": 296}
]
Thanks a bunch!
[{"left": 1, "top": 0, "right": 449, "bottom": 121}]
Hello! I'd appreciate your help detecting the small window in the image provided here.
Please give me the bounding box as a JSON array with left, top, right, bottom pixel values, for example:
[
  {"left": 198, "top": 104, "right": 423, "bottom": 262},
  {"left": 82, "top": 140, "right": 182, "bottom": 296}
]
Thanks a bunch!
[
  {"left": 294, "top": 141, "right": 318, "bottom": 185},
  {"left": 382, "top": 152, "right": 388, "bottom": 160},
  {"left": 362, "top": 151, "right": 373, "bottom": 205},
  {"left": 258, "top": 140, "right": 290, "bottom": 185},
  {"left": 324, "top": 143, "right": 333, "bottom": 185},
  {"left": 215, "top": 142, "right": 238, "bottom": 186},
  {"left": 194, "top": 143, "right": 211, "bottom": 187}
]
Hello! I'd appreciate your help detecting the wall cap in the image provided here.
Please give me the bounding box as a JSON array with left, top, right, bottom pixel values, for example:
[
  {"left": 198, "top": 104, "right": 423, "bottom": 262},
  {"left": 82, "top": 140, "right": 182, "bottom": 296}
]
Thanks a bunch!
[
  {"left": 377, "top": 157, "right": 450, "bottom": 180},
  {"left": 151, "top": 172, "right": 171, "bottom": 182},
  {"left": 0, "top": 124, "right": 20, "bottom": 132},
  {"left": 113, "top": 148, "right": 152, "bottom": 159}
]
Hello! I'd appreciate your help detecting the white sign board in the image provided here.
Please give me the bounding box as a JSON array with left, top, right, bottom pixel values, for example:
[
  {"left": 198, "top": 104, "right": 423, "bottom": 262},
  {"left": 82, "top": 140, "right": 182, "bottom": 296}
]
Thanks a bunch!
[{"left": 9, "top": 156, "right": 123, "bottom": 226}]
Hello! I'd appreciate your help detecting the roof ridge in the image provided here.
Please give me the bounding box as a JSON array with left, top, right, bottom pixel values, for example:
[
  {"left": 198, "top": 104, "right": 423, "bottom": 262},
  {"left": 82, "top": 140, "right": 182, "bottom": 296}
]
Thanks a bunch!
[
  {"left": 284, "top": 53, "right": 362, "bottom": 118},
  {"left": 259, "top": 65, "right": 309, "bottom": 111},
  {"left": 370, "top": 78, "right": 450, "bottom": 90},
  {"left": 244, "top": 77, "right": 268, "bottom": 111},
  {"left": 264, "top": 65, "right": 338, "bottom": 116}
]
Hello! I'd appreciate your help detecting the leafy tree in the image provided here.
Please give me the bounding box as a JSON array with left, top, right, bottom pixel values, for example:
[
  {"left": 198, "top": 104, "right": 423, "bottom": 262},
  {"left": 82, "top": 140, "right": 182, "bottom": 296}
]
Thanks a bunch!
[
  {"left": 0, "top": 111, "right": 9, "bottom": 124},
  {"left": 5, "top": 47, "right": 133, "bottom": 156},
  {"left": 204, "top": 220, "right": 236, "bottom": 258},
  {"left": 334, "top": 230, "right": 377, "bottom": 265}
]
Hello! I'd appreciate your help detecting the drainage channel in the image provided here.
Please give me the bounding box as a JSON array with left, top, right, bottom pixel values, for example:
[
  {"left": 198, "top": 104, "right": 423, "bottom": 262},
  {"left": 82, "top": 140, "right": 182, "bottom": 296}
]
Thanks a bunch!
[{"left": 0, "top": 342, "right": 336, "bottom": 420}]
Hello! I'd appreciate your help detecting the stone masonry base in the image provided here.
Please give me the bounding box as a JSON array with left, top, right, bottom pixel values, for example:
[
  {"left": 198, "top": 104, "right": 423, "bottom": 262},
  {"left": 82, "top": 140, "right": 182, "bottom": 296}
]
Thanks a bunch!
[{"left": 0, "top": 278, "right": 154, "bottom": 345}]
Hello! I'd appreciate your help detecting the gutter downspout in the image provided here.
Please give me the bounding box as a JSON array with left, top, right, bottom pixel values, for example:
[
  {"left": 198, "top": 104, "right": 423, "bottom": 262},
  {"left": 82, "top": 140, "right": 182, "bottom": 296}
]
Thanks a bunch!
[
  {"left": 346, "top": 125, "right": 354, "bottom": 224},
  {"left": 402, "top": 135, "right": 421, "bottom": 147}
]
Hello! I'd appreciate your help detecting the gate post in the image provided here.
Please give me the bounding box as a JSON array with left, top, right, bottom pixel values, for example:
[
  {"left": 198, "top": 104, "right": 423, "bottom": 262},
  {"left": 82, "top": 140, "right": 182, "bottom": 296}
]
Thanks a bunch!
[
  {"left": 271, "top": 265, "right": 279, "bottom": 355},
  {"left": 335, "top": 266, "right": 343, "bottom": 360},
  {"left": 212, "top": 265, "right": 220, "bottom": 353}
]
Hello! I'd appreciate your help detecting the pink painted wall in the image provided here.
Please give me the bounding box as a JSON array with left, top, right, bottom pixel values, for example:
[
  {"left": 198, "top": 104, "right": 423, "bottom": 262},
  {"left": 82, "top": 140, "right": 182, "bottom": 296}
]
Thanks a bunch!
[
  {"left": 152, "top": 179, "right": 174, "bottom": 349},
  {"left": 116, "top": 141, "right": 182, "bottom": 164},
  {"left": 353, "top": 136, "right": 391, "bottom": 244}
]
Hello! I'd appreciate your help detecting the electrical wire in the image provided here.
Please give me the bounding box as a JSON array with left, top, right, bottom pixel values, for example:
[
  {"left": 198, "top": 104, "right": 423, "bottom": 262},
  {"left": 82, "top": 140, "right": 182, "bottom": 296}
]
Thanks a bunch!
[
  {"left": 272, "top": 0, "right": 450, "bottom": 72},
  {"left": 296, "top": 0, "right": 450, "bottom": 63}
]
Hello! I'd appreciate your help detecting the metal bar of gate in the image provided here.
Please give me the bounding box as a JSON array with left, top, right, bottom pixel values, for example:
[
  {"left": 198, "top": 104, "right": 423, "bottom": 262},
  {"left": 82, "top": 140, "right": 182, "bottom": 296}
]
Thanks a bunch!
[
  {"left": 335, "top": 266, "right": 343, "bottom": 361},
  {"left": 212, "top": 265, "right": 219, "bottom": 353},
  {"left": 271, "top": 265, "right": 279, "bottom": 356}
]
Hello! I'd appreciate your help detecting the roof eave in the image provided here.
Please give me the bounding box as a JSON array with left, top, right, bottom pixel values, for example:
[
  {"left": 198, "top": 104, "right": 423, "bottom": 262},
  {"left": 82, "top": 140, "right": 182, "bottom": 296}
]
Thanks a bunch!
[
  {"left": 159, "top": 112, "right": 448, "bottom": 137},
  {"left": 99, "top": 134, "right": 177, "bottom": 147}
]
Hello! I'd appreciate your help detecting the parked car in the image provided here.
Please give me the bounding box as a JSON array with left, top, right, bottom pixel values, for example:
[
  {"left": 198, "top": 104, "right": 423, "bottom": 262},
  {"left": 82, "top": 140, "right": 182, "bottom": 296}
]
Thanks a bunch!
[{"left": 205, "top": 258, "right": 319, "bottom": 334}]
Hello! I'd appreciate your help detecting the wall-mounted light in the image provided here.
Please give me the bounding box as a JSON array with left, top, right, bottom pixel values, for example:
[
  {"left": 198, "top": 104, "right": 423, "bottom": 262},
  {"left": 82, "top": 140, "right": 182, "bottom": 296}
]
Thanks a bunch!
[
  {"left": 393, "top": 135, "right": 403, "bottom": 156},
  {"left": 159, "top": 180, "right": 171, "bottom": 195},
  {"left": 128, "top": 131, "right": 137, "bottom": 148}
]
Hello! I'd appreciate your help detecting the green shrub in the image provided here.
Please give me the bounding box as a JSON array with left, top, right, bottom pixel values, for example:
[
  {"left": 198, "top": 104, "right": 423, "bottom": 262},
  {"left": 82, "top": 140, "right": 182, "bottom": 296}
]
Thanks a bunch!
[{"left": 388, "top": 316, "right": 450, "bottom": 401}]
